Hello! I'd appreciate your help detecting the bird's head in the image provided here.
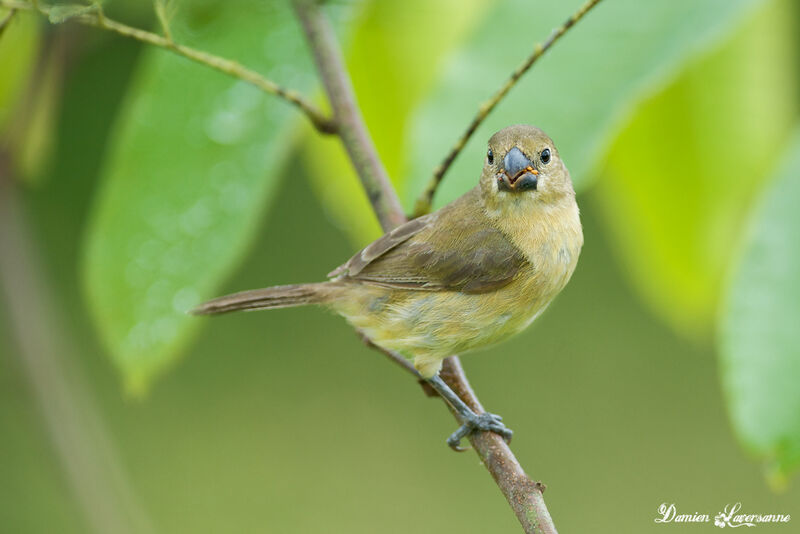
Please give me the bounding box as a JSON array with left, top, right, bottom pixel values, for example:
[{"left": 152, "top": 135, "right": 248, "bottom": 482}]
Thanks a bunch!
[{"left": 479, "top": 125, "right": 574, "bottom": 215}]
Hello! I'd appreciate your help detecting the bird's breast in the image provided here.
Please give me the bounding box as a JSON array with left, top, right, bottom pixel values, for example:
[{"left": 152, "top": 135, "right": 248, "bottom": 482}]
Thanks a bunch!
[
  {"left": 332, "top": 199, "right": 582, "bottom": 359},
  {"left": 501, "top": 200, "right": 583, "bottom": 296}
]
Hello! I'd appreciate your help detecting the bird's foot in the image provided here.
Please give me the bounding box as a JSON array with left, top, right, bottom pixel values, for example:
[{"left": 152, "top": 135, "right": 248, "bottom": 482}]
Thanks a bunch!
[
  {"left": 424, "top": 374, "right": 514, "bottom": 452},
  {"left": 447, "top": 411, "right": 513, "bottom": 452}
]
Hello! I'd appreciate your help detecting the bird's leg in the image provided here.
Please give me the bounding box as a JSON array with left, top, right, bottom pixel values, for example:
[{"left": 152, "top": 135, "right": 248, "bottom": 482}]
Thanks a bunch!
[
  {"left": 354, "top": 334, "right": 513, "bottom": 449},
  {"left": 427, "top": 374, "right": 513, "bottom": 451}
]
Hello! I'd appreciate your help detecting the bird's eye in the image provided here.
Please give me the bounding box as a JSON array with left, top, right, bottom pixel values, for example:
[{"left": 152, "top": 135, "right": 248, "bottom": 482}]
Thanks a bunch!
[
  {"left": 541, "top": 148, "right": 551, "bottom": 164},
  {"left": 487, "top": 149, "right": 494, "bottom": 165}
]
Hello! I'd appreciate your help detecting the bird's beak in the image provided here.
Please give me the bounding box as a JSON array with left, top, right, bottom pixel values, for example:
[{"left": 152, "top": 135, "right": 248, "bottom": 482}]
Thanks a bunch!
[{"left": 497, "top": 146, "right": 538, "bottom": 192}]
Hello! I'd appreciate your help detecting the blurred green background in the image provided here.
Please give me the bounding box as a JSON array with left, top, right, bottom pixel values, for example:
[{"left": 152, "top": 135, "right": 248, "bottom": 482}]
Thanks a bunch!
[{"left": 2, "top": 0, "right": 799, "bottom": 532}]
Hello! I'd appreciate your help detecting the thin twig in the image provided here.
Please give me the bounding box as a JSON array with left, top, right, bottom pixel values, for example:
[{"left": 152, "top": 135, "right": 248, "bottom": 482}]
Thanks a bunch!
[
  {"left": 414, "top": 0, "right": 605, "bottom": 217},
  {"left": 153, "top": 0, "right": 172, "bottom": 42},
  {"left": 292, "top": 0, "right": 406, "bottom": 232},
  {"left": 0, "top": 0, "right": 337, "bottom": 134},
  {"left": 357, "top": 329, "right": 421, "bottom": 377}
]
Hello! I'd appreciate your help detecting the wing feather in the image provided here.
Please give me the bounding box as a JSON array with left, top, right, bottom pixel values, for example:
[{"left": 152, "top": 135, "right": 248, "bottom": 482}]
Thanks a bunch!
[{"left": 329, "top": 188, "right": 529, "bottom": 294}]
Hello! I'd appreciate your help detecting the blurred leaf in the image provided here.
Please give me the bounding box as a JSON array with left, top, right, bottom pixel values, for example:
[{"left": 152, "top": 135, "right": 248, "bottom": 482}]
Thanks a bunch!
[
  {"left": 84, "top": 0, "right": 319, "bottom": 392},
  {"left": 304, "top": 0, "right": 494, "bottom": 244},
  {"left": 0, "top": 10, "right": 40, "bottom": 131},
  {"left": 406, "top": 0, "right": 764, "bottom": 210},
  {"left": 595, "top": 0, "right": 798, "bottom": 337},
  {"left": 719, "top": 128, "right": 800, "bottom": 487}
]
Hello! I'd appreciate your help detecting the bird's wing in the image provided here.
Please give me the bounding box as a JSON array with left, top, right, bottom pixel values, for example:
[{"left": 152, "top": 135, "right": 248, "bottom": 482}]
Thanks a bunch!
[
  {"left": 329, "top": 188, "right": 529, "bottom": 294},
  {"left": 327, "top": 212, "right": 436, "bottom": 279}
]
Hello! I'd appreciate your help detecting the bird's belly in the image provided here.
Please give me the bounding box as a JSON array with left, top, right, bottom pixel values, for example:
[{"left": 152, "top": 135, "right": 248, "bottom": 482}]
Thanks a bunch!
[{"left": 334, "top": 277, "right": 551, "bottom": 361}]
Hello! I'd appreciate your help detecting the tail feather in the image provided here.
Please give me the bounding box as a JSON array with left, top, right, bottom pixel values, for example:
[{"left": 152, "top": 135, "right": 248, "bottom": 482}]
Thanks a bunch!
[{"left": 192, "top": 282, "right": 331, "bottom": 315}]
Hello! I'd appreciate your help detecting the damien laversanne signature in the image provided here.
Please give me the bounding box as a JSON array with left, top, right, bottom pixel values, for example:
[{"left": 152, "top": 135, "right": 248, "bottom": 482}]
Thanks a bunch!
[{"left": 655, "top": 502, "right": 791, "bottom": 528}]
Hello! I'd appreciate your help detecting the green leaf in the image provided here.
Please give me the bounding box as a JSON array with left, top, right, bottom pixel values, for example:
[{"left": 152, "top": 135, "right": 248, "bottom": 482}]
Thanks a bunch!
[
  {"left": 719, "top": 128, "right": 800, "bottom": 487},
  {"left": 303, "top": 0, "right": 495, "bottom": 244},
  {"left": 405, "top": 0, "right": 764, "bottom": 209},
  {"left": 595, "top": 0, "right": 798, "bottom": 337},
  {"left": 83, "top": 0, "right": 318, "bottom": 392}
]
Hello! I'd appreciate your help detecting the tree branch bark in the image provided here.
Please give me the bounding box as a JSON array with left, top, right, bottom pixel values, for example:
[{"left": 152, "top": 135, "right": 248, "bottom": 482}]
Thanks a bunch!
[
  {"left": 292, "top": 0, "right": 406, "bottom": 232},
  {"left": 364, "top": 335, "right": 557, "bottom": 533},
  {"left": 440, "top": 357, "right": 556, "bottom": 533}
]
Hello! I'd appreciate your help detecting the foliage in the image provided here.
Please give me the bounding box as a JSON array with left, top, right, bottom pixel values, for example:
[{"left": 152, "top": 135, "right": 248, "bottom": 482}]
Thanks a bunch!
[
  {"left": 83, "top": 0, "right": 319, "bottom": 391},
  {"left": 3, "top": 0, "right": 799, "bottom": 489},
  {"left": 597, "top": 0, "right": 798, "bottom": 338},
  {"left": 719, "top": 129, "right": 800, "bottom": 487}
]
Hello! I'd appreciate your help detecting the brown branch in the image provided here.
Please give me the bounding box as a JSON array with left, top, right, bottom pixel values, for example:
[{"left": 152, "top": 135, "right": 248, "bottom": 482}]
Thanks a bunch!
[
  {"left": 414, "top": 0, "right": 605, "bottom": 217},
  {"left": 440, "top": 357, "right": 556, "bottom": 533},
  {"left": 365, "top": 336, "right": 557, "bottom": 533},
  {"left": 1, "top": 0, "right": 337, "bottom": 134},
  {"left": 292, "top": 0, "right": 405, "bottom": 232}
]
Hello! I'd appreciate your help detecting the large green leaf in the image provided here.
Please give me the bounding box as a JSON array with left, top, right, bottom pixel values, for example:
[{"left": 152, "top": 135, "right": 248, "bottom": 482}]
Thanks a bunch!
[
  {"left": 719, "top": 128, "right": 800, "bottom": 486},
  {"left": 84, "top": 0, "right": 318, "bottom": 392},
  {"left": 405, "top": 0, "right": 763, "bottom": 209},
  {"left": 595, "top": 0, "right": 798, "bottom": 337},
  {"left": 304, "top": 0, "right": 494, "bottom": 244}
]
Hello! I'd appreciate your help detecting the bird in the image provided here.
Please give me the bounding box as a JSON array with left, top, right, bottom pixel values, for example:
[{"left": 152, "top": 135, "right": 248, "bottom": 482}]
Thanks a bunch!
[{"left": 194, "top": 124, "right": 583, "bottom": 449}]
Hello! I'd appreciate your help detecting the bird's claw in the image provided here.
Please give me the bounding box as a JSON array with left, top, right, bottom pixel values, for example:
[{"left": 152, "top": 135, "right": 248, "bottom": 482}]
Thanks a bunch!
[{"left": 446, "top": 412, "right": 513, "bottom": 451}]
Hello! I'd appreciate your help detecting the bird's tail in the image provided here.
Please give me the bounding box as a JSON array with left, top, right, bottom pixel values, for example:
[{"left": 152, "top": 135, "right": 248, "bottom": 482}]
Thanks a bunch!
[{"left": 192, "top": 282, "right": 334, "bottom": 315}]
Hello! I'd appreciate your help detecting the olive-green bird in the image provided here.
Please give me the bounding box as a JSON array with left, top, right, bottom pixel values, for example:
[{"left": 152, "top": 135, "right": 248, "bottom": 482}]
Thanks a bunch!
[{"left": 195, "top": 124, "right": 583, "bottom": 449}]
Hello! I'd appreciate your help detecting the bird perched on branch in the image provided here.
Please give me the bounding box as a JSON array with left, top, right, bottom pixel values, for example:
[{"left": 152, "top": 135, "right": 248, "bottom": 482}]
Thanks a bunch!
[{"left": 195, "top": 124, "right": 583, "bottom": 449}]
